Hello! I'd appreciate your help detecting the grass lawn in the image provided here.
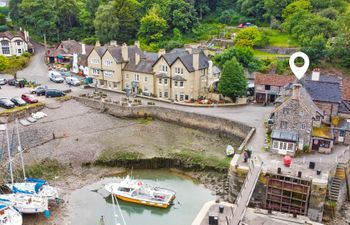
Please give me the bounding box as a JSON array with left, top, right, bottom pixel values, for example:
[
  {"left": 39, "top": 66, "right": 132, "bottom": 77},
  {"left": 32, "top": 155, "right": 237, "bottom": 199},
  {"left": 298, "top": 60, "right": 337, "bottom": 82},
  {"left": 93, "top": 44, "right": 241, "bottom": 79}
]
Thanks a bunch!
[
  {"left": 253, "top": 50, "right": 289, "bottom": 60},
  {"left": 262, "top": 28, "right": 300, "bottom": 48}
]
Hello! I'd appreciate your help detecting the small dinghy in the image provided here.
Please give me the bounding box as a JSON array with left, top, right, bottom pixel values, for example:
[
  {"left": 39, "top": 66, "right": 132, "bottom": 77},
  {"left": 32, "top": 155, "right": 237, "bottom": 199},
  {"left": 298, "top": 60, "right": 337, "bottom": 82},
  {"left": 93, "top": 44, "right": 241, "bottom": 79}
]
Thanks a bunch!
[
  {"left": 0, "top": 194, "right": 49, "bottom": 214},
  {"left": 105, "top": 176, "right": 176, "bottom": 209},
  {"left": 0, "top": 204, "right": 22, "bottom": 225},
  {"left": 226, "top": 145, "right": 235, "bottom": 157}
]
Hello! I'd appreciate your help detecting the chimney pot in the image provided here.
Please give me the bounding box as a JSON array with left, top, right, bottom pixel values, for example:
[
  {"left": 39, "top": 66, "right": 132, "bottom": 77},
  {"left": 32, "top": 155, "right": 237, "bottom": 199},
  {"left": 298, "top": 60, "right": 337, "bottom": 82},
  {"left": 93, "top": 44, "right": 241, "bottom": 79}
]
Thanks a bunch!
[
  {"left": 292, "top": 84, "right": 302, "bottom": 100},
  {"left": 95, "top": 41, "right": 101, "bottom": 47},
  {"left": 312, "top": 68, "right": 320, "bottom": 81},
  {"left": 158, "top": 49, "right": 166, "bottom": 57}
]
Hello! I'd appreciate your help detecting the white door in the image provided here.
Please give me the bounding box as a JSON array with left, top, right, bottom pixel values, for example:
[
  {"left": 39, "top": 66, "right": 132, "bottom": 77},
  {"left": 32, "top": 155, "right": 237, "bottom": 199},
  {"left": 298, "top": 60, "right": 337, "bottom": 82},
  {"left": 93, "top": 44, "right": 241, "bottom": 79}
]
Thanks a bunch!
[{"left": 339, "top": 131, "right": 345, "bottom": 142}]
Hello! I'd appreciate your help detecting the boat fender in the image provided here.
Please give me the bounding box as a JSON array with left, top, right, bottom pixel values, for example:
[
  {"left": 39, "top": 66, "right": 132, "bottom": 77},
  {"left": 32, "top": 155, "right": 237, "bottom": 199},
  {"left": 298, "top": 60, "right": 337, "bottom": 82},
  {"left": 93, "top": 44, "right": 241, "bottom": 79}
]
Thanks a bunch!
[{"left": 44, "top": 210, "right": 51, "bottom": 218}]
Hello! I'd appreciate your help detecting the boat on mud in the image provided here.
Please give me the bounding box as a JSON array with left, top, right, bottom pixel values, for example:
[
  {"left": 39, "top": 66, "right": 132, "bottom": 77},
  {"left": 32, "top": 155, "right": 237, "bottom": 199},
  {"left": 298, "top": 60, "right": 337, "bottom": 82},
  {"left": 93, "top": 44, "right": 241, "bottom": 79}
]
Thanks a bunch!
[
  {"left": 105, "top": 176, "right": 176, "bottom": 209},
  {"left": 0, "top": 204, "right": 22, "bottom": 225},
  {"left": 6, "top": 178, "right": 59, "bottom": 202},
  {"left": 0, "top": 194, "right": 49, "bottom": 214}
]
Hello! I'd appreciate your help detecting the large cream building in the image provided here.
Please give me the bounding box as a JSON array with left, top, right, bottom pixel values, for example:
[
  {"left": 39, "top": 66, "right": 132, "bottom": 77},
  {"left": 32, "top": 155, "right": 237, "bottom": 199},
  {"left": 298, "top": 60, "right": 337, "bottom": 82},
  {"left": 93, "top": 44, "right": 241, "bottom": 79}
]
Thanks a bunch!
[{"left": 87, "top": 41, "right": 219, "bottom": 101}]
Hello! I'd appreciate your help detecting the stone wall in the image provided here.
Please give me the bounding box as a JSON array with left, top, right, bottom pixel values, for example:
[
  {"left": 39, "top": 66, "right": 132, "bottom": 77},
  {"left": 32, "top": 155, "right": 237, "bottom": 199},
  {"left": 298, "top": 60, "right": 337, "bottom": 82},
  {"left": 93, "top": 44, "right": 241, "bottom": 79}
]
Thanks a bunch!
[
  {"left": 257, "top": 47, "right": 298, "bottom": 55},
  {"left": 74, "top": 96, "right": 251, "bottom": 142}
]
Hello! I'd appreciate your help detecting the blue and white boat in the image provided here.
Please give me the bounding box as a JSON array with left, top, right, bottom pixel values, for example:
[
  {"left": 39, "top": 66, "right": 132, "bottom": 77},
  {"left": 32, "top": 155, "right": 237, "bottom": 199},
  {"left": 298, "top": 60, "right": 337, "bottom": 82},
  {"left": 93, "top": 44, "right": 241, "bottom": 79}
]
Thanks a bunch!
[
  {"left": 0, "top": 194, "right": 48, "bottom": 215},
  {"left": 0, "top": 204, "right": 22, "bottom": 225}
]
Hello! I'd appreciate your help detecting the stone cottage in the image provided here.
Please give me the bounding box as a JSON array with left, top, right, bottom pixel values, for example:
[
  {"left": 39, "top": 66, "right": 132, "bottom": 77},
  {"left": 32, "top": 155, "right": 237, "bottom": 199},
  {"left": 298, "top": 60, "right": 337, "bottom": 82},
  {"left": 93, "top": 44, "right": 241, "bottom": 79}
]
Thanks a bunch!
[
  {"left": 270, "top": 84, "right": 324, "bottom": 155},
  {"left": 254, "top": 73, "right": 295, "bottom": 104}
]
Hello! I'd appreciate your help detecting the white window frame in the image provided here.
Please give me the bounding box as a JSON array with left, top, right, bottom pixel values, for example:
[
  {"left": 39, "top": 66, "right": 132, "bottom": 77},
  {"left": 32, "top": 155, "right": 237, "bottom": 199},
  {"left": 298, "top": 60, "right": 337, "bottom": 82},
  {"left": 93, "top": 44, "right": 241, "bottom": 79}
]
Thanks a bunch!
[
  {"left": 179, "top": 81, "right": 184, "bottom": 88},
  {"left": 159, "top": 78, "right": 162, "bottom": 84},
  {"left": 125, "top": 74, "right": 129, "bottom": 79},
  {"left": 144, "top": 76, "right": 148, "bottom": 82},
  {"left": 164, "top": 78, "right": 168, "bottom": 85},
  {"left": 134, "top": 74, "right": 140, "bottom": 82},
  {"left": 90, "top": 58, "right": 99, "bottom": 64},
  {"left": 104, "top": 71, "right": 113, "bottom": 77},
  {"left": 104, "top": 60, "right": 113, "bottom": 66}
]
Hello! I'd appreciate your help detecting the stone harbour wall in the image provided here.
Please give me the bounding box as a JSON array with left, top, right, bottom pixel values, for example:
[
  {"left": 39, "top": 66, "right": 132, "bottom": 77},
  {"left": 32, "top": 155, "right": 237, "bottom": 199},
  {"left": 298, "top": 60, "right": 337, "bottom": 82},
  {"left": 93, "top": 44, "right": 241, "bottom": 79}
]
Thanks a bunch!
[{"left": 74, "top": 96, "right": 252, "bottom": 142}]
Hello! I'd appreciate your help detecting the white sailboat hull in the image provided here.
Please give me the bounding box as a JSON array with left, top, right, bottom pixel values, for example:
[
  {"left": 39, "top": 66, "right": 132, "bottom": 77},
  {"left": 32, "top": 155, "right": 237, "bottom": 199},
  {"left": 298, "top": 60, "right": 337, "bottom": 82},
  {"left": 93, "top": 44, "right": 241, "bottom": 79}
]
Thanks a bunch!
[
  {"left": 0, "top": 194, "right": 48, "bottom": 214},
  {"left": 6, "top": 183, "right": 59, "bottom": 201},
  {"left": 0, "top": 206, "right": 22, "bottom": 225}
]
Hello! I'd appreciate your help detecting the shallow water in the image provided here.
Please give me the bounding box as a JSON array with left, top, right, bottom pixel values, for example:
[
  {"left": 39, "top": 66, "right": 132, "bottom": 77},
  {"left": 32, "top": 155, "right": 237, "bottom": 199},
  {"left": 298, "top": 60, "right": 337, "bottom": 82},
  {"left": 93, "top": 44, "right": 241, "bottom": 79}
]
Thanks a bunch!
[{"left": 68, "top": 170, "right": 215, "bottom": 225}]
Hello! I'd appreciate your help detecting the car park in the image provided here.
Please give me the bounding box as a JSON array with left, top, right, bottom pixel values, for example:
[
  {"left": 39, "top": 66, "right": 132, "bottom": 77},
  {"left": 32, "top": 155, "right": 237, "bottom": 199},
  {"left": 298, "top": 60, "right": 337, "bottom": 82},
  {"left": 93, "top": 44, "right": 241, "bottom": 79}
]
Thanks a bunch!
[
  {"left": 10, "top": 97, "right": 27, "bottom": 106},
  {"left": 31, "top": 85, "right": 48, "bottom": 94},
  {"left": 7, "top": 78, "right": 25, "bottom": 87},
  {"left": 0, "top": 78, "right": 7, "bottom": 85},
  {"left": 65, "top": 76, "right": 80, "bottom": 86},
  {"left": 21, "top": 94, "right": 38, "bottom": 103},
  {"left": 45, "top": 89, "right": 65, "bottom": 98},
  {"left": 0, "top": 98, "right": 15, "bottom": 109},
  {"left": 48, "top": 71, "right": 64, "bottom": 83}
]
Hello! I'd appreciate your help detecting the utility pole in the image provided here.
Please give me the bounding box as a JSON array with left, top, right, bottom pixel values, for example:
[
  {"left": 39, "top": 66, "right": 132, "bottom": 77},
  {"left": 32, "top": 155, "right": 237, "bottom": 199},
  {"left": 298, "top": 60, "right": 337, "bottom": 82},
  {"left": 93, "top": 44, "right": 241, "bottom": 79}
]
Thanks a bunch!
[{"left": 44, "top": 34, "right": 47, "bottom": 63}]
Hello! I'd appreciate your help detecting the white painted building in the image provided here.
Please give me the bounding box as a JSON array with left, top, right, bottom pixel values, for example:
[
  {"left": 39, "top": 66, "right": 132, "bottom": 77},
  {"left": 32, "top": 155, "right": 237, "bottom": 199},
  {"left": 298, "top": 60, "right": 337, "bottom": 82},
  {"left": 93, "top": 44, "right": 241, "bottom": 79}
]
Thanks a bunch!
[{"left": 0, "top": 30, "right": 33, "bottom": 56}]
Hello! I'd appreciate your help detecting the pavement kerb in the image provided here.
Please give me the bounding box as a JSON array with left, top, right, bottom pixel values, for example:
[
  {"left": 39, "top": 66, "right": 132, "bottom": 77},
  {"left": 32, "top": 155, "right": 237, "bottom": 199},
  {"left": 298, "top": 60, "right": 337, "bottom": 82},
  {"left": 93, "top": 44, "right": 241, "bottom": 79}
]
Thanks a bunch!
[{"left": 89, "top": 86, "right": 248, "bottom": 108}]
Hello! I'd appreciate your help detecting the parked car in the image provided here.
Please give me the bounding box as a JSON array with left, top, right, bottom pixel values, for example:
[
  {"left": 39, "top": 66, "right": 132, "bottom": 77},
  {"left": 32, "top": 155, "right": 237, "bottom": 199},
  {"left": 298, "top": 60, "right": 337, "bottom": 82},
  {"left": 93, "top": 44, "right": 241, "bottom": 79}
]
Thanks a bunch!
[
  {"left": 10, "top": 97, "right": 27, "bottom": 106},
  {"left": 65, "top": 77, "right": 80, "bottom": 86},
  {"left": 21, "top": 94, "right": 38, "bottom": 103},
  {"left": 48, "top": 71, "right": 64, "bottom": 83},
  {"left": 0, "top": 98, "right": 15, "bottom": 109},
  {"left": 7, "top": 79, "right": 25, "bottom": 87},
  {"left": 237, "top": 22, "right": 256, "bottom": 28},
  {"left": 0, "top": 78, "right": 7, "bottom": 85},
  {"left": 31, "top": 85, "right": 48, "bottom": 94},
  {"left": 45, "top": 89, "right": 66, "bottom": 98},
  {"left": 8, "top": 79, "right": 18, "bottom": 86},
  {"left": 36, "top": 89, "right": 47, "bottom": 96}
]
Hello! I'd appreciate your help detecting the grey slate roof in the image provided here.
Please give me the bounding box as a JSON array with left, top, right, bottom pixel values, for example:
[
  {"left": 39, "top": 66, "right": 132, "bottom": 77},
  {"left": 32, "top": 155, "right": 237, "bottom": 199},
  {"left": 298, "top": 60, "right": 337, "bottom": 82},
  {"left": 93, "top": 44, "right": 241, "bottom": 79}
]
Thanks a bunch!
[
  {"left": 271, "top": 130, "right": 299, "bottom": 142},
  {"left": 154, "top": 49, "right": 210, "bottom": 72},
  {"left": 302, "top": 80, "right": 342, "bottom": 103},
  {"left": 95, "top": 46, "right": 107, "bottom": 57},
  {"left": 172, "top": 75, "right": 187, "bottom": 81},
  {"left": 339, "top": 101, "right": 350, "bottom": 114},
  {"left": 124, "top": 47, "right": 156, "bottom": 74},
  {"left": 304, "top": 75, "right": 341, "bottom": 84}
]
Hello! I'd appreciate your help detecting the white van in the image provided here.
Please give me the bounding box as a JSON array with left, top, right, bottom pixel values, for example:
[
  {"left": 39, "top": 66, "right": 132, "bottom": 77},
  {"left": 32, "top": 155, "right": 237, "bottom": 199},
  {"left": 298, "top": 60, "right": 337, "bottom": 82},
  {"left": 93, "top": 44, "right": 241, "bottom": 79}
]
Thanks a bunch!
[
  {"left": 65, "top": 76, "right": 80, "bottom": 86},
  {"left": 48, "top": 71, "right": 64, "bottom": 83}
]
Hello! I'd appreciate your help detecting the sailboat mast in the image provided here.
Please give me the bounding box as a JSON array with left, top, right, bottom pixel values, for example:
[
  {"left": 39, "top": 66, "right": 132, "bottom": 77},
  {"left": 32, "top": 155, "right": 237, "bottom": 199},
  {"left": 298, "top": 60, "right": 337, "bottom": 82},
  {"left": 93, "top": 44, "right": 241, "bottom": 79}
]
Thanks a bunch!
[
  {"left": 5, "top": 126, "right": 14, "bottom": 185},
  {"left": 111, "top": 187, "right": 118, "bottom": 225},
  {"left": 15, "top": 119, "right": 26, "bottom": 179}
]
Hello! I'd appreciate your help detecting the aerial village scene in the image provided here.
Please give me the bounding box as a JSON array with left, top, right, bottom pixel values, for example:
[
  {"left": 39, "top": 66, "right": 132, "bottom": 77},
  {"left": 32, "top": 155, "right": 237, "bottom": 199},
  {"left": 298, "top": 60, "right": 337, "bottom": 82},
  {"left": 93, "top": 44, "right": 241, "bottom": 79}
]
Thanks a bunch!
[{"left": 0, "top": 0, "right": 350, "bottom": 225}]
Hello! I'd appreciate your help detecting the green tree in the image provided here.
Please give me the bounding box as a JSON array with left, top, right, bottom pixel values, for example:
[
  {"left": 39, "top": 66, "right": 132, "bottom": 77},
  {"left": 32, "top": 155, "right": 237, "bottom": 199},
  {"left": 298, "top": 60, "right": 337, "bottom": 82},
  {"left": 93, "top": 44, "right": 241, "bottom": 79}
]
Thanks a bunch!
[
  {"left": 218, "top": 58, "right": 247, "bottom": 100},
  {"left": 138, "top": 6, "right": 168, "bottom": 43},
  {"left": 328, "top": 12, "right": 350, "bottom": 67},
  {"left": 264, "top": 0, "right": 294, "bottom": 21},
  {"left": 282, "top": 0, "right": 312, "bottom": 20},
  {"left": 164, "top": 0, "right": 197, "bottom": 32},
  {"left": 94, "top": 2, "right": 120, "bottom": 44},
  {"left": 234, "top": 27, "right": 267, "bottom": 48},
  {"left": 301, "top": 35, "right": 327, "bottom": 64},
  {"left": 0, "top": 55, "right": 9, "bottom": 71}
]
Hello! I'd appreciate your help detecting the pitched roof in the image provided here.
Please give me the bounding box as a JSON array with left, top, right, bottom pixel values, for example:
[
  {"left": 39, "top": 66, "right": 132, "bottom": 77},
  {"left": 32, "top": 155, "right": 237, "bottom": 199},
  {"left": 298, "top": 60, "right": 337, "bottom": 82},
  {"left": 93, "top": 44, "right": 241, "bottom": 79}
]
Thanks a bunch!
[
  {"left": 124, "top": 46, "right": 157, "bottom": 74},
  {"left": 255, "top": 74, "right": 295, "bottom": 87},
  {"left": 0, "top": 31, "right": 26, "bottom": 41},
  {"left": 273, "top": 85, "right": 323, "bottom": 118},
  {"left": 342, "top": 77, "right": 350, "bottom": 101},
  {"left": 154, "top": 49, "right": 210, "bottom": 72},
  {"left": 302, "top": 79, "right": 342, "bottom": 103}
]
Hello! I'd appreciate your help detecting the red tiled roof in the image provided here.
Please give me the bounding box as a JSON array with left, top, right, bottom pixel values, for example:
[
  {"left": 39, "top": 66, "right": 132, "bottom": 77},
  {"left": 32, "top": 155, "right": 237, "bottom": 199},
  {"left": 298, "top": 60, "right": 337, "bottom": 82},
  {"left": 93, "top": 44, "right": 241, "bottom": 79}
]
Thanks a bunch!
[
  {"left": 342, "top": 77, "right": 350, "bottom": 101},
  {"left": 255, "top": 73, "right": 295, "bottom": 87}
]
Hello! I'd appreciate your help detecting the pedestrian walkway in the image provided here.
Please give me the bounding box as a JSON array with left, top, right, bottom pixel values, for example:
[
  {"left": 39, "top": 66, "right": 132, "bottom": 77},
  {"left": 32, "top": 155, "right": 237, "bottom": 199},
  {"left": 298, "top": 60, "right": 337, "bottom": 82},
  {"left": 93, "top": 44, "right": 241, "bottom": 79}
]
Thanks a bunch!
[{"left": 230, "top": 157, "right": 263, "bottom": 225}]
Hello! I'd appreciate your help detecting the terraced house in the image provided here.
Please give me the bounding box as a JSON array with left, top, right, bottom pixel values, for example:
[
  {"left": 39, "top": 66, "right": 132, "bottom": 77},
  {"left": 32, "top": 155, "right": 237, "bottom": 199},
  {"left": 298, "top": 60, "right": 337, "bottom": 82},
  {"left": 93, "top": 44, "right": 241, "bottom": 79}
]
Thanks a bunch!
[
  {"left": 86, "top": 42, "right": 217, "bottom": 101},
  {"left": 0, "top": 30, "right": 33, "bottom": 56}
]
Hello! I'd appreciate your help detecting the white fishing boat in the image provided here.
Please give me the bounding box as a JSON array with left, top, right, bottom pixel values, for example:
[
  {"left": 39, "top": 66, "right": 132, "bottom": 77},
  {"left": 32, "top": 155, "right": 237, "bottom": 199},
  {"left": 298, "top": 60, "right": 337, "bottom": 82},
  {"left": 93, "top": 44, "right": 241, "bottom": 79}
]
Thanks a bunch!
[
  {"left": 105, "top": 176, "right": 176, "bottom": 209},
  {"left": 6, "top": 178, "right": 59, "bottom": 201},
  {"left": 0, "top": 194, "right": 48, "bottom": 214},
  {"left": 0, "top": 204, "right": 22, "bottom": 225}
]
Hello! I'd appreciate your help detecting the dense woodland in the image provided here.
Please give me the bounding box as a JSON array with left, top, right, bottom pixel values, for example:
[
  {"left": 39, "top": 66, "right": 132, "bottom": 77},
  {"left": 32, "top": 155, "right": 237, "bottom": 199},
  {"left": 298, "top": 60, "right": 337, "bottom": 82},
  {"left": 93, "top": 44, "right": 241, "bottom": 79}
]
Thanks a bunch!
[{"left": 5, "top": 0, "right": 350, "bottom": 70}]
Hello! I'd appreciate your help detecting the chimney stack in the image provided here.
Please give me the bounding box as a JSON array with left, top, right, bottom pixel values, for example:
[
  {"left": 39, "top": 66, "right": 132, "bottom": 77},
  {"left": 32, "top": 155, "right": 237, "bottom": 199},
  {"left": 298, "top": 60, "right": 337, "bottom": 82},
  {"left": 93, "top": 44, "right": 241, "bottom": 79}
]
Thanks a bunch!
[
  {"left": 110, "top": 40, "right": 117, "bottom": 47},
  {"left": 122, "top": 43, "right": 129, "bottom": 61},
  {"left": 192, "top": 49, "right": 200, "bottom": 71},
  {"left": 185, "top": 44, "right": 192, "bottom": 54},
  {"left": 81, "top": 43, "right": 86, "bottom": 55},
  {"left": 208, "top": 60, "right": 213, "bottom": 77},
  {"left": 134, "top": 40, "right": 140, "bottom": 48},
  {"left": 158, "top": 49, "right": 166, "bottom": 57},
  {"left": 135, "top": 52, "right": 140, "bottom": 65},
  {"left": 292, "top": 84, "right": 302, "bottom": 100},
  {"left": 312, "top": 68, "right": 320, "bottom": 81},
  {"left": 95, "top": 41, "right": 101, "bottom": 47}
]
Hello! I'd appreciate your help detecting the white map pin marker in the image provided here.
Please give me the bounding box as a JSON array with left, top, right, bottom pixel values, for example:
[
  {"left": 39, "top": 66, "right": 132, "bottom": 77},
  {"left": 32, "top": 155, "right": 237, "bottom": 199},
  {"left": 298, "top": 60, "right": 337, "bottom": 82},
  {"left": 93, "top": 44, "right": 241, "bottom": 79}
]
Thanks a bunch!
[{"left": 289, "top": 52, "right": 310, "bottom": 80}]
